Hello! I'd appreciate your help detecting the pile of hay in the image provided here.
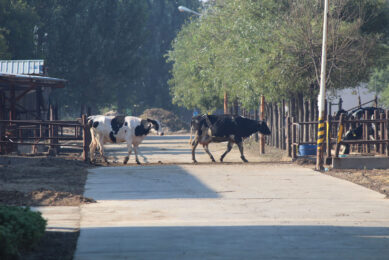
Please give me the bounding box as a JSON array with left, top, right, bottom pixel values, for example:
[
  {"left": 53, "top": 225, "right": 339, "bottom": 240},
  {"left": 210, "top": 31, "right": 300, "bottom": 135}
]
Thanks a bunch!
[
  {"left": 103, "top": 110, "right": 120, "bottom": 116},
  {"left": 139, "top": 108, "right": 189, "bottom": 133}
]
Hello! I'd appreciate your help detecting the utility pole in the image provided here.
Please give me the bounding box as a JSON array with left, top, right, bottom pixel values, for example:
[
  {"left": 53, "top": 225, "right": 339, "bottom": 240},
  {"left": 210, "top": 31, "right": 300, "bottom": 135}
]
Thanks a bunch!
[{"left": 316, "top": 0, "right": 329, "bottom": 170}]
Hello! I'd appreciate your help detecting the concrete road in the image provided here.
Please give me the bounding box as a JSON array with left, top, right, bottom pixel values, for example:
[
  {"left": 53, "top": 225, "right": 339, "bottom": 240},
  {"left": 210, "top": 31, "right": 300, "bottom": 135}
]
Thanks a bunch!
[{"left": 71, "top": 135, "right": 389, "bottom": 259}]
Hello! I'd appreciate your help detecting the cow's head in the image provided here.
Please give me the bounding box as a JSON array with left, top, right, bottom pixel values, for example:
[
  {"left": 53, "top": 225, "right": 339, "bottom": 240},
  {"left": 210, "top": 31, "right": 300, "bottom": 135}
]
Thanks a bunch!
[
  {"left": 257, "top": 121, "right": 271, "bottom": 135},
  {"left": 147, "top": 119, "right": 164, "bottom": 136}
]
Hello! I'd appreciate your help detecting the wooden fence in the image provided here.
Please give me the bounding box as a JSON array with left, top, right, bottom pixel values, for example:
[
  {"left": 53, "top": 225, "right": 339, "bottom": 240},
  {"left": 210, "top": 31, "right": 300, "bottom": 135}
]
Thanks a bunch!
[
  {"left": 262, "top": 98, "right": 389, "bottom": 160},
  {"left": 0, "top": 114, "right": 91, "bottom": 161}
]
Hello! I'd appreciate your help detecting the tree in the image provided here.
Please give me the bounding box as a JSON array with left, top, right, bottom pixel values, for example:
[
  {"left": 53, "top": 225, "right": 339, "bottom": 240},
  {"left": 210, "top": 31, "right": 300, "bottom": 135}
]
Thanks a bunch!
[
  {"left": 25, "top": 0, "right": 200, "bottom": 115},
  {"left": 368, "top": 65, "right": 389, "bottom": 106},
  {"left": 0, "top": 0, "right": 40, "bottom": 59},
  {"left": 167, "top": 0, "right": 388, "bottom": 112}
]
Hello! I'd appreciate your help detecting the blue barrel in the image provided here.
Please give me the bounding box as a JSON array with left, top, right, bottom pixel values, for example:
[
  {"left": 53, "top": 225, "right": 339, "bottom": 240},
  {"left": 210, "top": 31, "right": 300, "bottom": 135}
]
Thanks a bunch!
[{"left": 299, "top": 144, "right": 317, "bottom": 156}]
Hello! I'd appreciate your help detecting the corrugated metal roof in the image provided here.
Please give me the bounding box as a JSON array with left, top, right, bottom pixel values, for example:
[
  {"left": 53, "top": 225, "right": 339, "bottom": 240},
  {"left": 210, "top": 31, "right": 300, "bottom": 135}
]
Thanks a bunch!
[
  {"left": 0, "top": 72, "right": 66, "bottom": 90},
  {"left": 0, "top": 60, "right": 44, "bottom": 75}
]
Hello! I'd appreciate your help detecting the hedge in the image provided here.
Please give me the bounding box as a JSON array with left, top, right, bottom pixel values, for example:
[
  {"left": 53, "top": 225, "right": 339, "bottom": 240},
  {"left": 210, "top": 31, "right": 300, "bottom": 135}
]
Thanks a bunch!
[{"left": 0, "top": 206, "right": 47, "bottom": 260}]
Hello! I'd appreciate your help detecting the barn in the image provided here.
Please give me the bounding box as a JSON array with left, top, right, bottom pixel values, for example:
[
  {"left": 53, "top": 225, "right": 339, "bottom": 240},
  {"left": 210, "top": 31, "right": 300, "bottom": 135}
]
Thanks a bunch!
[{"left": 0, "top": 60, "right": 66, "bottom": 121}]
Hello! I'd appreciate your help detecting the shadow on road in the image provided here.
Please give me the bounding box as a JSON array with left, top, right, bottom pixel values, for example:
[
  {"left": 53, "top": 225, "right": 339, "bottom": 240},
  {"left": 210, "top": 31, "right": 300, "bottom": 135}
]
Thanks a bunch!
[
  {"left": 76, "top": 225, "right": 389, "bottom": 259},
  {"left": 85, "top": 165, "right": 220, "bottom": 200}
]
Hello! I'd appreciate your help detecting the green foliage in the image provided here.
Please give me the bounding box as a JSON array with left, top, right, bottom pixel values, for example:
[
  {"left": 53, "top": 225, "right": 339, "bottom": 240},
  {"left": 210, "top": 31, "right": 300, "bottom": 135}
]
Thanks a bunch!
[
  {"left": 167, "top": 0, "right": 388, "bottom": 111},
  {"left": 368, "top": 65, "right": 389, "bottom": 106},
  {"left": 0, "top": 0, "right": 40, "bottom": 59},
  {"left": 0, "top": 206, "right": 47, "bottom": 260},
  {"left": 1, "top": 0, "right": 200, "bottom": 115}
]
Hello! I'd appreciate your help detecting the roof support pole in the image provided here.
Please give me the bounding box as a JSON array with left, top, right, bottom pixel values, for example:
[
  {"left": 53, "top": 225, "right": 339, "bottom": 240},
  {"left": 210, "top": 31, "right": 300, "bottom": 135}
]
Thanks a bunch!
[{"left": 10, "top": 84, "right": 15, "bottom": 120}]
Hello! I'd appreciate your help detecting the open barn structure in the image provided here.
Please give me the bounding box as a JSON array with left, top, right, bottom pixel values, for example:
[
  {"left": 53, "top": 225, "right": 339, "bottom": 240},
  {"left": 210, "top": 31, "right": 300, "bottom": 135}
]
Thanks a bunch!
[
  {"left": 0, "top": 60, "right": 65, "bottom": 120},
  {"left": 0, "top": 60, "right": 91, "bottom": 160}
]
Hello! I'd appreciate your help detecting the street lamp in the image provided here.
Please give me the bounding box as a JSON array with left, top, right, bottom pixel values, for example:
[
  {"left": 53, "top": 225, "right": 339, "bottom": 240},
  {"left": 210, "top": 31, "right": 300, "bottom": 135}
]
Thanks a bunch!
[{"left": 178, "top": 6, "right": 201, "bottom": 16}]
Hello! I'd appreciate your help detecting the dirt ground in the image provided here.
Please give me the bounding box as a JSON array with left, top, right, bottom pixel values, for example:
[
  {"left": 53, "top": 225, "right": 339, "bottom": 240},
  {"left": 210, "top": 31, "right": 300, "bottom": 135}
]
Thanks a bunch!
[
  {"left": 0, "top": 156, "right": 94, "bottom": 206},
  {"left": 0, "top": 154, "right": 94, "bottom": 260},
  {"left": 295, "top": 157, "right": 389, "bottom": 198},
  {"left": 324, "top": 168, "right": 389, "bottom": 198}
]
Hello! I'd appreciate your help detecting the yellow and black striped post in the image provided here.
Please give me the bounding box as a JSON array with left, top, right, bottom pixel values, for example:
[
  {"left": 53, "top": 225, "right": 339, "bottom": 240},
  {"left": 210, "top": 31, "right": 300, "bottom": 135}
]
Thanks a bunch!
[{"left": 316, "top": 114, "right": 326, "bottom": 170}]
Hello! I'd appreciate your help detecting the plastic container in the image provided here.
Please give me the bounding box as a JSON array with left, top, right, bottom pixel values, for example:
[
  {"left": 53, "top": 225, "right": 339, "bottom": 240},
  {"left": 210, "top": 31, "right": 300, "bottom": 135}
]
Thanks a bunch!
[{"left": 298, "top": 144, "right": 317, "bottom": 156}]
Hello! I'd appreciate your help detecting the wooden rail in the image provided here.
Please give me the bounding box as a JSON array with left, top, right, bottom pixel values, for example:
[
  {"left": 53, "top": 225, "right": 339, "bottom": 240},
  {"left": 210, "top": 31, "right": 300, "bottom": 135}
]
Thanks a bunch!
[{"left": 0, "top": 114, "right": 91, "bottom": 161}]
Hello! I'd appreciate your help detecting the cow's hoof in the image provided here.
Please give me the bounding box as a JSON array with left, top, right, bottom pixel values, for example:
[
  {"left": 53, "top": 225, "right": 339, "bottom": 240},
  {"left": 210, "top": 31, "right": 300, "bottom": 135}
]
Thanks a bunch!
[
  {"left": 123, "top": 157, "right": 129, "bottom": 164},
  {"left": 211, "top": 158, "right": 216, "bottom": 163},
  {"left": 220, "top": 157, "right": 224, "bottom": 162},
  {"left": 242, "top": 158, "right": 248, "bottom": 163},
  {"left": 193, "top": 160, "right": 198, "bottom": 164},
  {"left": 136, "top": 160, "right": 141, "bottom": 165}
]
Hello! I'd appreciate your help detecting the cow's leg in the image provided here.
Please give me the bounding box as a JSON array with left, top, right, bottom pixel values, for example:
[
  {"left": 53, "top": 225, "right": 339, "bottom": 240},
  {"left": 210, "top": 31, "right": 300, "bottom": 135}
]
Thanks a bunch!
[
  {"left": 123, "top": 142, "right": 133, "bottom": 164},
  {"left": 192, "top": 138, "right": 199, "bottom": 163},
  {"left": 342, "top": 144, "right": 350, "bottom": 155},
  {"left": 236, "top": 137, "right": 248, "bottom": 162},
  {"left": 97, "top": 136, "right": 108, "bottom": 163},
  {"left": 89, "top": 130, "right": 98, "bottom": 163},
  {"left": 220, "top": 141, "right": 233, "bottom": 162},
  {"left": 203, "top": 144, "right": 215, "bottom": 162},
  {"left": 133, "top": 145, "right": 141, "bottom": 165},
  {"left": 89, "top": 139, "right": 97, "bottom": 163}
]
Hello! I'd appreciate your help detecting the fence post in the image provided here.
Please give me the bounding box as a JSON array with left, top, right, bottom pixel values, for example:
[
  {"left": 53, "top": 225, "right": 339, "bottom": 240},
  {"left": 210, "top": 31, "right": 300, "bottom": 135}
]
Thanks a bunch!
[
  {"left": 287, "top": 116, "right": 291, "bottom": 157},
  {"left": 380, "top": 112, "right": 385, "bottom": 154},
  {"left": 280, "top": 100, "right": 284, "bottom": 149},
  {"left": 386, "top": 110, "right": 389, "bottom": 157},
  {"left": 82, "top": 114, "right": 91, "bottom": 162},
  {"left": 274, "top": 103, "right": 279, "bottom": 148},
  {"left": 254, "top": 108, "right": 259, "bottom": 142},
  {"left": 374, "top": 110, "right": 379, "bottom": 153},
  {"left": 335, "top": 114, "right": 344, "bottom": 158},
  {"left": 303, "top": 100, "right": 309, "bottom": 143},
  {"left": 292, "top": 117, "right": 297, "bottom": 159},
  {"left": 48, "top": 105, "right": 55, "bottom": 156},
  {"left": 363, "top": 110, "right": 370, "bottom": 153},
  {"left": 309, "top": 99, "right": 315, "bottom": 142},
  {"left": 338, "top": 97, "right": 343, "bottom": 111},
  {"left": 259, "top": 95, "right": 265, "bottom": 154}
]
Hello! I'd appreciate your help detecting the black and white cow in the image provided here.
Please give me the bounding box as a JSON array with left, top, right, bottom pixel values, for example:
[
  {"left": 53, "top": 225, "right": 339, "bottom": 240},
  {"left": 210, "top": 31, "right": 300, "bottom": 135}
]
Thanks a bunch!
[
  {"left": 340, "top": 106, "right": 384, "bottom": 154},
  {"left": 190, "top": 114, "right": 271, "bottom": 163},
  {"left": 88, "top": 115, "right": 163, "bottom": 164}
]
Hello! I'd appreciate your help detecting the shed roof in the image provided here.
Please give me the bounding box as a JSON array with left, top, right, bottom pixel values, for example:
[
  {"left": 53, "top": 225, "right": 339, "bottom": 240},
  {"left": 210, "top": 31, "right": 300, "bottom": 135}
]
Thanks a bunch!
[
  {"left": 0, "top": 72, "right": 66, "bottom": 90},
  {"left": 0, "top": 60, "right": 44, "bottom": 75}
]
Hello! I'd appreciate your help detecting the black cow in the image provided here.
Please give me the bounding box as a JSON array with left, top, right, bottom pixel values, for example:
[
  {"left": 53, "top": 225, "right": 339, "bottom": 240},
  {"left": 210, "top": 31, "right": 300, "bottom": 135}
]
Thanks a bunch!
[{"left": 190, "top": 114, "right": 271, "bottom": 163}]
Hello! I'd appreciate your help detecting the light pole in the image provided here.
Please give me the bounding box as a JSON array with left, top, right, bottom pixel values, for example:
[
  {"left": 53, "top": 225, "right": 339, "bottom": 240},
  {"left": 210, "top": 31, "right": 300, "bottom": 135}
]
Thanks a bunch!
[
  {"left": 316, "top": 0, "right": 329, "bottom": 170},
  {"left": 178, "top": 6, "right": 201, "bottom": 16},
  {"left": 178, "top": 5, "right": 229, "bottom": 114}
]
